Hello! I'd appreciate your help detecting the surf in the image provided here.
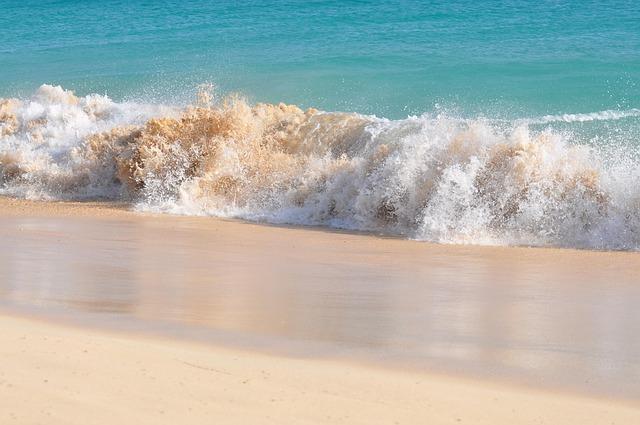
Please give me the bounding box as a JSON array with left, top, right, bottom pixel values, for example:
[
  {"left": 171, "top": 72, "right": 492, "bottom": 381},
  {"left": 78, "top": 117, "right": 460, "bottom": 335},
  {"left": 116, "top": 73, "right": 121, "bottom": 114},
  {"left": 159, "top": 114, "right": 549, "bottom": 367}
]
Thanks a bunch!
[{"left": 1, "top": 85, "right": 639, "bottom": 251}]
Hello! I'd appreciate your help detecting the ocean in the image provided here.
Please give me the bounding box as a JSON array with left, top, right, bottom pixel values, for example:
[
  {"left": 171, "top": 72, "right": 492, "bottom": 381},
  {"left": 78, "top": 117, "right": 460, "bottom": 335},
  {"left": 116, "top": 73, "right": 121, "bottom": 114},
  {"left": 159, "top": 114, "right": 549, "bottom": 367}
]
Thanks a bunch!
[{"left": 1, "top": 0, "right": 639, "bottom": 250}]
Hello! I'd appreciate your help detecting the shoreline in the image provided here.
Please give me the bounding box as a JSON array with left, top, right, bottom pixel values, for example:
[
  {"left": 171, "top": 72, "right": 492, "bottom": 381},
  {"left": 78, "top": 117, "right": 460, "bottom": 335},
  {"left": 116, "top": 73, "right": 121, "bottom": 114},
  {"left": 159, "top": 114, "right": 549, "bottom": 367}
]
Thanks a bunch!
[
  {"left": 2, "top": 195, "right": 639, "bottom": 255},
  {"left": 1, "top": 313, "right": 639, "bottom": 424},
  {"left": 1, "top": 196, "right": 640, "bottom": 415}
]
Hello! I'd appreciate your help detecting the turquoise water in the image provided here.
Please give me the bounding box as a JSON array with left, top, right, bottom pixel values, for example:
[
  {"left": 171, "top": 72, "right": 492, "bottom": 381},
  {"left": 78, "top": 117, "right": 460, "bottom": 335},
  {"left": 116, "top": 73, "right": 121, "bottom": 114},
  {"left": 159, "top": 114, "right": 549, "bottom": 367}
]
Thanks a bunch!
[
  {"left": 2, "top": 0, "right": 639, "bottom": 118},
  {"left": 2, "top": 1, "right": 640, "bottom": 250}
]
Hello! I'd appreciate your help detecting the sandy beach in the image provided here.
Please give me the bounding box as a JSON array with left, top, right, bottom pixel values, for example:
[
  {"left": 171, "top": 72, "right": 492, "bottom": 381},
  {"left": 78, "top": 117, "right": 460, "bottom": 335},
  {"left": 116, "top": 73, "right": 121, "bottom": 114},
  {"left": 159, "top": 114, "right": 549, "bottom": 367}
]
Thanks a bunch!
[
  {"left": 2, "top": 312, "right": 640, "bottom": 425},
  {"left": 1, "top": 197, "right": 640, "bottom": 422},
  {"left": 1, "top": 197, "right": 640, "bottom": 423},
  {"left": 3, "top": 0, "right": 640, "bottom": 422}
]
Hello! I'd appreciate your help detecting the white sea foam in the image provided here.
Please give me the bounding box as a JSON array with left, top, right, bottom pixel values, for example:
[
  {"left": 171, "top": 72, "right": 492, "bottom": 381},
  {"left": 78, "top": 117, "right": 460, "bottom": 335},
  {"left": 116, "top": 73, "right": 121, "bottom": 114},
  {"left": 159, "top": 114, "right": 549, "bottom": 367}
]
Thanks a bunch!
[
  {"left": 0, "top": 85, "right": 176, "bottom": 199},
  {"left": 1, "top": 85, "right": 639, "bottom": 250},
  {"left": 523, "top": 108, "right": 640, "bottom": 125}
]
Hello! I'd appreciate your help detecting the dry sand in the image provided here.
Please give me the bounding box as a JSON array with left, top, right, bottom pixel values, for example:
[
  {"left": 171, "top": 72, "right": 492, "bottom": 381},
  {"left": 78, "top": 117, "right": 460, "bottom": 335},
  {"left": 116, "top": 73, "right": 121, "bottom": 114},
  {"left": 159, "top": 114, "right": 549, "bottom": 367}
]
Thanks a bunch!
[{"left": 1, "top": 313, "right": 640, "bottom": 425}]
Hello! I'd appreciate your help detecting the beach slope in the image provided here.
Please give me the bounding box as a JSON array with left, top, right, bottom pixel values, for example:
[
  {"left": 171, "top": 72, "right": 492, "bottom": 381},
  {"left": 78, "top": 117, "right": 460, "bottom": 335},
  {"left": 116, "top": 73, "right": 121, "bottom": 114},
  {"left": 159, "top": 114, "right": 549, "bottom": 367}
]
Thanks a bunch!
[{"left": 1, "top": 314, "right": 639, "bottom": 425}]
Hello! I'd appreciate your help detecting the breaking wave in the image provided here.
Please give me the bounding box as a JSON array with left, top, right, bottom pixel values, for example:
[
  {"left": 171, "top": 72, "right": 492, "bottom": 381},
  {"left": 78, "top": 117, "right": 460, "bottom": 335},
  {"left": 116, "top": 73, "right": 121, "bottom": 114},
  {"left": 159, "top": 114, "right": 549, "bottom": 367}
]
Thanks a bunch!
[{"left": 1, "top": 85, "right": 639, "bottom": 250}]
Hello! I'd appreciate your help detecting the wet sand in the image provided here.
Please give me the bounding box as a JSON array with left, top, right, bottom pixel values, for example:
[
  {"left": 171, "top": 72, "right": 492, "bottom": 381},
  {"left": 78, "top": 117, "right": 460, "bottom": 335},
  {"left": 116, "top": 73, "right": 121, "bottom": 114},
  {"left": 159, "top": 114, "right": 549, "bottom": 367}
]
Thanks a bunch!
[{"left": 1, "top": 197, "right": 640, "bottom": 422}]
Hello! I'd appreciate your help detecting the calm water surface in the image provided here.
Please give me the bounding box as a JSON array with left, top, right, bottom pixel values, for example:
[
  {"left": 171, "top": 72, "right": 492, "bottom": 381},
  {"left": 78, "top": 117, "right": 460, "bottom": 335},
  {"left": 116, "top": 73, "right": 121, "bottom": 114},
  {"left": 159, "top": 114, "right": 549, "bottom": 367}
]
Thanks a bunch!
[{"left": 2, "top": 0, "right": 639, "bottom": 120}]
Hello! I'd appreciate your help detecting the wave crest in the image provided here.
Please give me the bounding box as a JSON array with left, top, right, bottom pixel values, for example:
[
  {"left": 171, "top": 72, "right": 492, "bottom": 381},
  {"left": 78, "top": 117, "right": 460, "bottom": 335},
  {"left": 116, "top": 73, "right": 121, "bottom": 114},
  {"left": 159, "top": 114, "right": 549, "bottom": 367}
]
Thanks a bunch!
[{"left": 1, "top": 85, "right": 639, "bottom": 250}]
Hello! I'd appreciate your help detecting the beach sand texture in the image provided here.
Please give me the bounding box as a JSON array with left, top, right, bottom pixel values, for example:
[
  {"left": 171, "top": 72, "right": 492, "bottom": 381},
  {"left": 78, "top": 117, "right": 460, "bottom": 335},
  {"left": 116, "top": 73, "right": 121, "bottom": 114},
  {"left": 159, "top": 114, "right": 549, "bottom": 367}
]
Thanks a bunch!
[
  {"left": 1, "top": 197, "right": 640, "bottom": 423},
  {"left": 1, "top": 313, "right": 640, "bottom": 425}
]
